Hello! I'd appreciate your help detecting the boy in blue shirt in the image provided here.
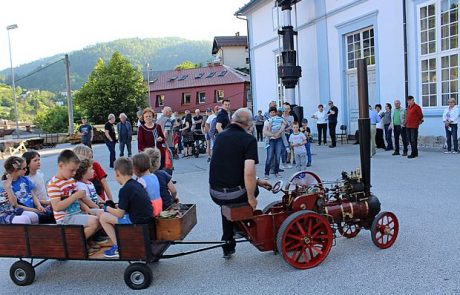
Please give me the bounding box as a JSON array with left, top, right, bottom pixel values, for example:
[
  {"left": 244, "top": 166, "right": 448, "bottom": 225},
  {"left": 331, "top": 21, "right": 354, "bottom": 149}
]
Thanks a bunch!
[{"left": 100, "top": 157, "right": 153, "bottom": 258}]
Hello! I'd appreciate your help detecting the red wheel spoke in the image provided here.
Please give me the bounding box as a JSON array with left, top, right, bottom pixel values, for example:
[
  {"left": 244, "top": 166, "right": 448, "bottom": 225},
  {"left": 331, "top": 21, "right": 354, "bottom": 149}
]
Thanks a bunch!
[
  {"left": 306, "top": 218, "right": 313, "bottom": 235},
  {"left": 295, "top": 221, "right": 306, "bottom": 236},
  {"left": 312, "top": 235, "right": 330, "bottom": 240},
  {"left": 307, "top": 247, "right": 314, "bottom": 260},
  {"left": 286, "top": 234, "right": 303, "bottom": 241},
  {"left": 286, "top": 242, "right": 302, "bottom": 251},
  {"left": 294, "top": 248, "right": 305, "bottom": 262},
  {"left": 311, "top": 245, "right": 323, "bottom": 255},
  {"left": 310, "top": 228, "right": 323, "bottom": 239}
]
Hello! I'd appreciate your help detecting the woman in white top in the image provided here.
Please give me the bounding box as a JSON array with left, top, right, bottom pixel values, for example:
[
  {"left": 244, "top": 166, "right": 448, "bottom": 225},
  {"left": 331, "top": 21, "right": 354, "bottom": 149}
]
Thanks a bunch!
[
  {"left": 442, "top": 98, "right": 459, "bottom": 153},
  {"left": 311, "top": 104, "right": 328, "bottom": 145},
  {"left": 23, "top": 151, "right": 50, "bottom": 207}
]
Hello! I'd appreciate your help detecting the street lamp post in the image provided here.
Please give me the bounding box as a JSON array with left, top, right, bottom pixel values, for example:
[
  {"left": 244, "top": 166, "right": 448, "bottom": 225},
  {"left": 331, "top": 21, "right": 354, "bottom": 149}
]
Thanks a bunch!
[{"left": 6, "top": 24, "right": 19, "bottom": 137}]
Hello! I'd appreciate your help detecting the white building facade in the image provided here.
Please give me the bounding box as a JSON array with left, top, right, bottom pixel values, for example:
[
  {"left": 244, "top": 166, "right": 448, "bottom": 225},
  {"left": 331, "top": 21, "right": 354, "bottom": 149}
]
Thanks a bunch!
[{"left": 237, "top": 0, "right": 458, "bottom": 136}]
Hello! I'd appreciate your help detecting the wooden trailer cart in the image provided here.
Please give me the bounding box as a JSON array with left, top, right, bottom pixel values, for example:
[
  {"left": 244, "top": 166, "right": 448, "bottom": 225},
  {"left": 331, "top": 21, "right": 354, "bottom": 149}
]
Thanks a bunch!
[{"left": 0, "top": 204, "right": 199, "bottom": 290}]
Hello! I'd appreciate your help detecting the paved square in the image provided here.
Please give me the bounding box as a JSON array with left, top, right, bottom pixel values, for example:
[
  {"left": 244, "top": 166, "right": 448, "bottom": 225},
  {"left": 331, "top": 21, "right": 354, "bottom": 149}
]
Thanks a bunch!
[{"left": 0, "top": 141, "right": 459, "bottom": 294}]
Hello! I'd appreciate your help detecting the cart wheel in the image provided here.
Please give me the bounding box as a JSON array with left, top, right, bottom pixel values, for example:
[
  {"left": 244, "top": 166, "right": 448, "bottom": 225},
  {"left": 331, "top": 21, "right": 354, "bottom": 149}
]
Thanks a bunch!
[
  {"left": 262, "top": 201, "right": 283, "bottom": 214},
  {"left": 10, "top": 261, "right": 35, "bottom": 286},
  {"left": 338, "top": 222, "right": 361, "bottom": 239},
  {"left": 276, "top": 210, "right": 333, "bottom": 269},
  {"left": 124, "top": 263, "right": 152, "bottom": 290},
  {"left": 371, "top": 211, "right": 399, "bottom": 249}
]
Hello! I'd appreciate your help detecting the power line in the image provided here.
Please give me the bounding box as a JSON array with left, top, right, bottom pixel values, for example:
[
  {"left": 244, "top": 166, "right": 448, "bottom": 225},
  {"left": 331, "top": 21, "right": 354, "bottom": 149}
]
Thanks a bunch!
[{"left": 15, "top": 58, "right": 64, "bottom": 83}]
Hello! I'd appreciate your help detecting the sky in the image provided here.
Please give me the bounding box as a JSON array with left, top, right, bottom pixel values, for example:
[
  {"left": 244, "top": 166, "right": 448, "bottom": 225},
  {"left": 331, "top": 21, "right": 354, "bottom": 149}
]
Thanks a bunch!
[{"left": 0, "top": 0, "right": 249, "bottom": 70}]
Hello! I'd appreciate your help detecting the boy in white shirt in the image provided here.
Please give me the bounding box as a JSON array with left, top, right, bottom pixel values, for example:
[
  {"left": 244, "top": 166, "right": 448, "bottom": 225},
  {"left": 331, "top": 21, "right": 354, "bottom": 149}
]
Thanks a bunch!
[{"left": 289, "top": 122, "right": 308, "bottom": 171}]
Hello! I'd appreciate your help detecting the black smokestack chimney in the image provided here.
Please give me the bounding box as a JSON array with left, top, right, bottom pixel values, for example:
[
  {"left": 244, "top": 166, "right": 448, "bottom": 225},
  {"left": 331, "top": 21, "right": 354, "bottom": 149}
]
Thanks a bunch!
[{"left": 357, "top": 59, "right": 371, "bottom": 195}]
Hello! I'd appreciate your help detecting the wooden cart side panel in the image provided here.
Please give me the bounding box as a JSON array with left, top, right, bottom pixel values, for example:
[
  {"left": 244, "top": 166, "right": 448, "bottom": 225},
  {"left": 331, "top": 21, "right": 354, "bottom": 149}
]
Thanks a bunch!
[
  {"left": 0, "top": 225, "right": 29, "bottom": 257},
  {"left": 28, "top": 225, "right": 66, "bottom": 258},
  {"left": 155, "top": 204, "right": 197, "bottom": 241},
  {"left": 64, "top": 226, "right": 87, "bottom": 259},
  {"left": 116, "top": 224, "right": 149, "bottom": 260}
]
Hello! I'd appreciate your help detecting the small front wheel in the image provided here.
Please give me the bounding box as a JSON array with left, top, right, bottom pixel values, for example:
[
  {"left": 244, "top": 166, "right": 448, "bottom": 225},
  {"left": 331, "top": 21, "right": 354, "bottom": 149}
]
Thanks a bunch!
[
  {"left": 371, "top": 211, "right": 399, "bottom": 249},
  {"left": 124, "top": 263, "right": 152, "bottom": 290},
  {"left": 10, "top": 261, "right": 35, "bottom": 286}
]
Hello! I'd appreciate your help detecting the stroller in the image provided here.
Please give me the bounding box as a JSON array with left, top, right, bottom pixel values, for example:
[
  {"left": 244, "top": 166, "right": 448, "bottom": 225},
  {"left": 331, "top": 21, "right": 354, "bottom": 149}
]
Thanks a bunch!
[{"left": 192, "top": 131, "right": 207, "bottom": 158}]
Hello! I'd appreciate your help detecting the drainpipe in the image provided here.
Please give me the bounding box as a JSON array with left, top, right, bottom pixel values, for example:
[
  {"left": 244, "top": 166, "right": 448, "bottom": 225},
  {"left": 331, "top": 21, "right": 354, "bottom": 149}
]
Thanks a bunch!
[
  {"left": 403, "top": 0, "right": 409, "bottom": 106},
  {"left": 236, "top": 14, "right": 254, "bottom": 114}
]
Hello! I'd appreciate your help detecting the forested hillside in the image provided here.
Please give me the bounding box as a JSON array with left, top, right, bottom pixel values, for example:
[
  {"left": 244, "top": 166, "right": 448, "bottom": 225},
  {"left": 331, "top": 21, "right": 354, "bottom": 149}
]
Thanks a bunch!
[{"left": 0, "top": 37, "right": 212, "bottom": 92}]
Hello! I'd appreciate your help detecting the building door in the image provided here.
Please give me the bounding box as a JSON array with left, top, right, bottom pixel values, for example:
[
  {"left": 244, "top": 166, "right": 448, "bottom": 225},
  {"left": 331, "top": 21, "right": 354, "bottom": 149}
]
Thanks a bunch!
[
  {"left": 345, "top": 27, "right": 376, "bottom": 134},
  {"left": 347, "top": 67, "right": 376, "bottom": 134}
]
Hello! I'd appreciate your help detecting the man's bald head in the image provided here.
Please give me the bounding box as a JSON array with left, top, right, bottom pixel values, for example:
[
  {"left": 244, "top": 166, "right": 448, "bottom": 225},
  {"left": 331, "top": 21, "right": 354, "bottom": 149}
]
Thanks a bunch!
[{"left": 231, "top": 108, "right": 253, "bottom": 128}]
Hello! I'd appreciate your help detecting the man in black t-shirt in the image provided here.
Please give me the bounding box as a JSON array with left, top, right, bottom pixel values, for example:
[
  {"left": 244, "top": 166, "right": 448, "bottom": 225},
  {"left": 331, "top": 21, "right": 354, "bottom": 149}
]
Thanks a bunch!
[
  {"left": 104, "top": 113, "right": 117, "bottom": 168},
  {"left": 209, "top": 108, "right": 272, "bottom": 259},
  {"left": 215, "top": 99, "right": 231, "bottom": 133},
  {"left": 193, "top": 109, "right": 203, "bottom": 131},
  {"left": 327, "top": 100, "right": 339, "bottom": 148}
]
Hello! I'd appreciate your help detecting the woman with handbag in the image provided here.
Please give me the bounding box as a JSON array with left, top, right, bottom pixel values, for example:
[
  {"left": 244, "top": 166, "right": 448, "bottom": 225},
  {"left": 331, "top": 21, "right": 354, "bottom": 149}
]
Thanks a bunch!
[{"left": 137, "top": 108, "right": 167, "bottom": 169}]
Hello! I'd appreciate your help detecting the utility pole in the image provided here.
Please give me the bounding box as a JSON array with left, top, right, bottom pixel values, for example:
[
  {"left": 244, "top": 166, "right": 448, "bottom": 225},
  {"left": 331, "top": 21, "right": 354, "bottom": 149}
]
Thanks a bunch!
[
  {"left": 64, "top": 54, "right": 74, "bottom": 134},
  {"left": 6, "top": 24, "right": 19, "bottom": 138},
  {"left": 146, "top": 62, "right": 150, "bottom": 104}
]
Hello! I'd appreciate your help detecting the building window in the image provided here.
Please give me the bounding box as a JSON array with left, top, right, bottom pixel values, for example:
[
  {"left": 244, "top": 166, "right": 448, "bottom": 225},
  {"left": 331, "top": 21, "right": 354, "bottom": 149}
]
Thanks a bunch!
[
  {"left": 206, "top": 72, "right": 216, "bottom": 78},
  {"left": 441, "top": 0, "right": 458, "bottom": 51},
  {"left": 272, "top": 6, "right": 283, "bottom": 31},
  {"left": 214, "top": 90, "right": 224, "bottom": 102},
  {"left": 441, "top": 54, "right": 458, "bottom": 105},
  {"left": 217, "top": 70, "right": 227, "bottom": 77},
  {"left": 155, "top": 95, "right": 165, "bottom": 107},
  {"left": 346, "top": 27, "right": 375, "bottom": 69},
  {"left": 418, "top": 1, "right": 459, "bottom": 107},
  {"left": 178, "top": 75, "right": 188, "bottom": 81},
  {"left": 276, "top": 54, "right": 284, "bottom": 105},
  {"left": 420, "top": 4, "right": 436, "bottom": 55},
  {"left": 197, "top": 92, "right": 206, "bottom": 104},
  {"left": 421, "top": 58, "right": 437, "bottom": 107},
  {"left": 182, "top": 93, "right": 191, "bottom": 105}
]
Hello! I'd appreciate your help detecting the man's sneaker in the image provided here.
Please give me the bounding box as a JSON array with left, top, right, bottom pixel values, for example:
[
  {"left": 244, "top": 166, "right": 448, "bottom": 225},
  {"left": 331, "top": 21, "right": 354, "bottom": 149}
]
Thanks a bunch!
[
  {"left": 307, "top": 163, "right": 311, "bottom": 167},
  {"left": 453, "top": 151, "right": 459, "bottom": 154},
  {"left": 444, "top": 151, "right": 452, "bottom": 154},
  {"left": 103, "top": 245, "right": 119, "bottom": 258},
  {"left": 286, "top": 165, "right": 293, "bottom": 169},
  {"left": 392, "top": 152, "right": 400, "bottom": 155},
  {"left": 264, "top": 175, "right": 269, "bottom": 180},
  {"left": 402, "top": 152, "right": 408, "bottom": 156},
  {"left": 275, "top": 173, "right": 283, "bottom": 178},
  {"left": 223, "top": 248, "right": 236, "bottom": 259}
]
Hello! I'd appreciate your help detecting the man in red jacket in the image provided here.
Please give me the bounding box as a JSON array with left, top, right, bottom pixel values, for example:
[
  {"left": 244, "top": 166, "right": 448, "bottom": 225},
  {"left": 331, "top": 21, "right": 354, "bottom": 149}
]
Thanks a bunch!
[{"left": 405, "top": 96, "right": 424, "bottom": 158}]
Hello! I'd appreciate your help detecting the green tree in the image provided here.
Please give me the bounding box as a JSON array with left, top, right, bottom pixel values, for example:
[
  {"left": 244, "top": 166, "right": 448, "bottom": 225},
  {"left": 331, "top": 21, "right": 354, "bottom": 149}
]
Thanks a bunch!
[
  {"left": 34, "top": 105, "right": 69, "bottom": 133},
  {"left": 174, "top": 60, "right": 199, "bottom": 70},
  {"left": 74, "top": 52, "right": 147, "bottom": 124}
]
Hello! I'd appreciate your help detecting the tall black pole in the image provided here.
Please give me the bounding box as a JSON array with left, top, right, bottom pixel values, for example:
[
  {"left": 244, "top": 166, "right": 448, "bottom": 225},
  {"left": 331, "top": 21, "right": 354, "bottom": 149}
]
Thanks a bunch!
[{"left": 357, "top": 59, "right": 371, "bottom": 195}]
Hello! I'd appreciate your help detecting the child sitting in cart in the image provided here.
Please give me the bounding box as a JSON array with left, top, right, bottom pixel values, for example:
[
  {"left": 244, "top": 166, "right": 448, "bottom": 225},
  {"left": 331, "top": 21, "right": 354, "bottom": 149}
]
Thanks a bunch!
[
  {"left": 132, "top": 153, "right": 163, "bottom": 217},
  {"left": 99, "top": 157, "right": 153, "bottom": 258},
  {"left": 47, "top": 150, "right": 100, "bottom": 239},
  {"left": 143, "top": 148, "right": 179, "bottom": 210},
  {"left": 2, "top": 156, "right": 52, "bottom": 224},
  {"left": 74, "top": 159, "right": 104, "bottom": 216}
]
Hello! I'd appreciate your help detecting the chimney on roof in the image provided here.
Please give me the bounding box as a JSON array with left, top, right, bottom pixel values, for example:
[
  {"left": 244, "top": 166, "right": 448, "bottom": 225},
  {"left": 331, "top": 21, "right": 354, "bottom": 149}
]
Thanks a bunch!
[{"left": 235, "top": 32, "right": 240, "bottom": 36}]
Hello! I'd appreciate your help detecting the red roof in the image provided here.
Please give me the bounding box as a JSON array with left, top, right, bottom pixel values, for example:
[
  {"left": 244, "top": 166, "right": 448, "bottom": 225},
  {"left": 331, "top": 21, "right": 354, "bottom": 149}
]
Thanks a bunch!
[{"left": 149, "top": 65, "right": 249, "bottom": 92}]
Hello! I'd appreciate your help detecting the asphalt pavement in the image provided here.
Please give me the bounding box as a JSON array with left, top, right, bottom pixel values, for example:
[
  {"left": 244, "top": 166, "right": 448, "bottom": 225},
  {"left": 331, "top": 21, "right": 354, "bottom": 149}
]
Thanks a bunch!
[{"left": 0, "top": 140, "right": 459, "bottom": 294}]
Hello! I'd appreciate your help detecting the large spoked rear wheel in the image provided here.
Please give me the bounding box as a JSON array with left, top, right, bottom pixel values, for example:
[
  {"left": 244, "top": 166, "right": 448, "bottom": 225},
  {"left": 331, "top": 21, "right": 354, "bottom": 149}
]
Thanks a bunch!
[
  {"left": 338, "top": 222, "right": 361, "bottom": 239},
  {"left": 10, "top": 261, "right": 35, "bottom": 286},
  {"left": 124, "top": 263, "right": 153, "bottom": 290},
  {"left": 371, "top": 211, "right": 399, "bottom": 249},
  {"left": 276, "top": 210, "right": 333, "bottom": 269}
]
